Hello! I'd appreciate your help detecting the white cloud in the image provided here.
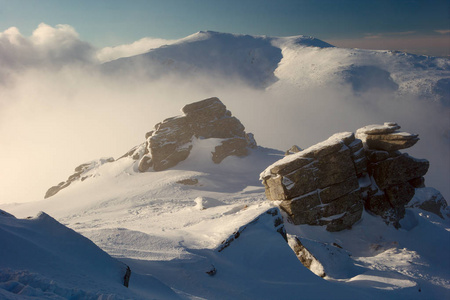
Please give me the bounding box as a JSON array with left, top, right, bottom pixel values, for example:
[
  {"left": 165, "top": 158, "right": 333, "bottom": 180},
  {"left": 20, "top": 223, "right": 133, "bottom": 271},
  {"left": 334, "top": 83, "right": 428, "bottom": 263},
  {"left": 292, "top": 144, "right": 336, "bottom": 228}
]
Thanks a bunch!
[
  {"left": 0, "top": 23, "right": 95, "bottom": 81},
  {"left": 97, "top": 37, "right": 176, "bottom": 63}
]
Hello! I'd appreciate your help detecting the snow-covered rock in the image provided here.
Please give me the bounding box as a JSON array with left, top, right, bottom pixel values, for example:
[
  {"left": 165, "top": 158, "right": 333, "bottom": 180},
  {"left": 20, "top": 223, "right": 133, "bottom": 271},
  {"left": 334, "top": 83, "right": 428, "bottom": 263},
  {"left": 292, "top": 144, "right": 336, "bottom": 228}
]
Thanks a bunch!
[
  {"left": 356, "top": 122, "right": 419, "bottom": 151},
  {"left": 262, "top": 122, "right": 439, "bottom": 230},
  {"left": 261, "top": 132, "right": 364, "bottom": 231},
  {"left": 126, "top": 96, "right": 255, "bottom": 171},
  {"left": 358, "top": 123, "right": 430, "bottom": 226},
  {"left": 45, "top": 97, "right": 256, "bottom": 197}
]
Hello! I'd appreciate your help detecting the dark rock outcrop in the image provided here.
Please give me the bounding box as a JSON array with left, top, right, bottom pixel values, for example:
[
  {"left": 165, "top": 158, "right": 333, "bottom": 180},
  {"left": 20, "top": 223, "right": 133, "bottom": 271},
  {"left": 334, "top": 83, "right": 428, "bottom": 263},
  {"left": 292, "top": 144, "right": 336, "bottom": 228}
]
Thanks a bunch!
[
  {"left": 123, "top": 266, "right": 131, "bottom": 287},
  {"left": 121, "top": 97, "right": 256, "bottom": 171},
  {"left": 357, "top": 122, "right": 429, "bottom": 227},
  {"left": 261, "top": 122, "right": 435, "bottom": 230},
  {"left": 261, "top": 132, "right": 364, "bottom": 232}
]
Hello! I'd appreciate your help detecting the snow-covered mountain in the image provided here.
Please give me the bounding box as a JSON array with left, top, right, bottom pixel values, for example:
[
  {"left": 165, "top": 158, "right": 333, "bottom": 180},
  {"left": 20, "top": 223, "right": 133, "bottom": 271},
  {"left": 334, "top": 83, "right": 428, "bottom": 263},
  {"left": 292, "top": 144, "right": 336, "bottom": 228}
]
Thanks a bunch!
[
  {"left": 102, "top": 31, "right": 449, "bottom": 103},
  {"left": 1, "top": 30, "right": 450, "bottom": 299}
]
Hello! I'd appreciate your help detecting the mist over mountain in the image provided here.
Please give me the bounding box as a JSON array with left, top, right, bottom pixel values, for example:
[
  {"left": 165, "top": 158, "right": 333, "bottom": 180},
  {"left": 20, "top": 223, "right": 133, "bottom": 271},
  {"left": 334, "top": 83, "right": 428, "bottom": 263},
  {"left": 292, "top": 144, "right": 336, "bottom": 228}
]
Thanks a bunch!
[
  {"left": 1, "top": 24, "right": 449, "bottom": 299},
  {"left": 0, "top": 26, "right": 448, "bottom": 204}
]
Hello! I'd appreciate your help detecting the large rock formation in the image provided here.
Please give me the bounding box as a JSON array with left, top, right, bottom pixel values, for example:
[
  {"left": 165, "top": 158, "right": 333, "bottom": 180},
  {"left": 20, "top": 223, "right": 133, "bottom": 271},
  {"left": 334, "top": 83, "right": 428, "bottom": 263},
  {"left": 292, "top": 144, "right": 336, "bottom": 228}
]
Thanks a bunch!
[
  {"left": 121, "top": 97, "right": 256, "bottom": 171},
  {"left": 261, "top": 132, "right": 365, "bottom": 232},
  {"left": 45, "top": 97, "right": 256, "bottom": 198},
  {"left": 356, "top": 122, "right": 429, "bottom": 227},
  {"left": 261, "top": 122, "right": 434, "bottom": 230}
]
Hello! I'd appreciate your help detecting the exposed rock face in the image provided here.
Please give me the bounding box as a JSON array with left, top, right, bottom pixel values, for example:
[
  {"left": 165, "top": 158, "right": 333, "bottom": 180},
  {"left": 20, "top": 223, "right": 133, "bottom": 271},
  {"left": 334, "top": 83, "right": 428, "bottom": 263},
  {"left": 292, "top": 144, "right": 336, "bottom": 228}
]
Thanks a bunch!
[
  {"left": 261, "top": 132, "right": 364, "bottom": 232},
  {"left": 44, "top": 158, "right": 114, "bottom": 199},
  {"left": 261, "top": 122, "right": 434, "bottom": 230},
  {"left": 357, "top": 122, "right": 429, "bottom": 227},
  {"left": 121, "top": 97, "right": 256, "bottom": 171},
  {"left": 287, "top": 235, "right": 325, "bottom": 278}
]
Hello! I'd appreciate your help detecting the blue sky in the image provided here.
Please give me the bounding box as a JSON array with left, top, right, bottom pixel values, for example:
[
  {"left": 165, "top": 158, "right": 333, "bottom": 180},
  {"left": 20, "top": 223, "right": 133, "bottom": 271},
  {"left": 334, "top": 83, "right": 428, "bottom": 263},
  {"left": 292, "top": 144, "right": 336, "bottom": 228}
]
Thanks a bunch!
[{"left": 0, "top": 0, "right": 449, "bottom": 56}]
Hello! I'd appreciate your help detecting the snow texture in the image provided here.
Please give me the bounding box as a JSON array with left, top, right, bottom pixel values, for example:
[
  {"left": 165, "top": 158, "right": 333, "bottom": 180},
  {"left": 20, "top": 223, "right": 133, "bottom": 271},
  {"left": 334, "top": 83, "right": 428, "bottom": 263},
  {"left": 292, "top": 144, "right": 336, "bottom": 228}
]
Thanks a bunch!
[{"left": 2, "top": 139, "right": 449, "bottom": 299}]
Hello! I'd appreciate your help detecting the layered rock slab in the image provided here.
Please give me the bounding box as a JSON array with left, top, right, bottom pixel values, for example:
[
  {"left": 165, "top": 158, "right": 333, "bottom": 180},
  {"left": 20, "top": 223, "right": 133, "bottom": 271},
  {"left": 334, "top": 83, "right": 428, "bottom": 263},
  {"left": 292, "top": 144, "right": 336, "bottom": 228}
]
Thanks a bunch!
[
  {"left": 356, "top": 122, "right": 419, "bottom": 151},
  {"left": 261, "top": 132, "right": 364, "bottom": 232},
  {"left": 357, "top": 122, "right": 430, "bottom": 227},
  {"left": 261, "top": 122, "right": 437, "bottom": 231}
]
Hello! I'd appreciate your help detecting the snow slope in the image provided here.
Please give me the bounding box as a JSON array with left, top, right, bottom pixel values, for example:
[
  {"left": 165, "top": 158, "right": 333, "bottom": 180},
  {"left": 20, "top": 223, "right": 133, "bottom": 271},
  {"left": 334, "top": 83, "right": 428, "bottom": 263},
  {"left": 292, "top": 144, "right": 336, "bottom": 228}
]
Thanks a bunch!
[
  {"left": 3, "top": 138, "right": 450, "bottom": 299},
  {"left": 0, "top": 210, "right": 179, "bottom": 299}
]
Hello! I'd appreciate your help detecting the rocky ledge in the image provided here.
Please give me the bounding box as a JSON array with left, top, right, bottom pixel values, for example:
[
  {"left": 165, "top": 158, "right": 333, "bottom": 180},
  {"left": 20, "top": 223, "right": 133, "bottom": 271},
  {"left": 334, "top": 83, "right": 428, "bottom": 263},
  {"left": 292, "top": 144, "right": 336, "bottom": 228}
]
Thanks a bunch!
[{"left": 261, "top": 122, "right": 442, "bottom": 231}]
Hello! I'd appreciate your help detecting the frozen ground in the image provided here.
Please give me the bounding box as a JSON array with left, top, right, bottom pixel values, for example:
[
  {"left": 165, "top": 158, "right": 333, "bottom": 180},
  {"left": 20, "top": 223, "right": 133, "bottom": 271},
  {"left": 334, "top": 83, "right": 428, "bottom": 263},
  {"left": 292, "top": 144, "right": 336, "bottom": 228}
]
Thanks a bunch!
[{"left": 2, "top": 139, "right": 449, "bottom": 299}]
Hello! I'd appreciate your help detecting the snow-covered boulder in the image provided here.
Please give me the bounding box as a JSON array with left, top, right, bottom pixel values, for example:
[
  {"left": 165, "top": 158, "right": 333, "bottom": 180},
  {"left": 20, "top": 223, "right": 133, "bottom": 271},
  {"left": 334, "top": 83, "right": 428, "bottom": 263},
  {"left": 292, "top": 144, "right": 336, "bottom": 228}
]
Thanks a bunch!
[
  {"left": 148, "top": 97, "right": 255, "bottom": 170},
  {"left": 260, "top": 132, "right": 364, "bottom": 232},
  {"left": 261, "top": 122, "right": 439, "bottom": 230},
  {"left": 119, "top": 97, "right": 256, "bottom": 171}
]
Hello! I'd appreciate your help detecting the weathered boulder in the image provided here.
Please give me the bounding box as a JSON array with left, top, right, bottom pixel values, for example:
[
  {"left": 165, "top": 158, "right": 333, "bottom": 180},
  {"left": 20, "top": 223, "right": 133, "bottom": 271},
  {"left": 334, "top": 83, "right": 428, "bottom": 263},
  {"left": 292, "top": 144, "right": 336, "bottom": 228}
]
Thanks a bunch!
[
  {"left": 356, "top": 122, "right": 419, "bottom": 151},
  {"left": 138, "top": 155, "right": 153, "bottom": 172},
  {"left": 357, "top": 123, "right": 429, "bottom": 226},
  {"left": 212, "top": 137, "right": 249, "bottom": 164},
  {"left": 118, "top": 97, "right": 256, "bottom": 172},
  {"left": 287, "top": 236, "right": 325, "bottom": 278},
  {"left": 261, "top": 132, "right": 364, "bottom": 231},
  {"left": 369, "top": 153, "right": 429, "bottom": 190},
  {"left": 262, "top": 122, "right": 437, "bottom": 230}
]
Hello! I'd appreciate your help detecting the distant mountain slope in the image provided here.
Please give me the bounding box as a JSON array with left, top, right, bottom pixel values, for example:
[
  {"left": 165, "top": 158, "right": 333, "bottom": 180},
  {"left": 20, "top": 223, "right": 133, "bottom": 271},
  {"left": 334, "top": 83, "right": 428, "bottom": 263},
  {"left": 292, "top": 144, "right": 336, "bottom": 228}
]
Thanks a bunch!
[
  {"left": 102, "top": 31, "right": 449, "bottom": 103},
  {"left": 102, "top": 31, "right": 332, "bottom": 88}
]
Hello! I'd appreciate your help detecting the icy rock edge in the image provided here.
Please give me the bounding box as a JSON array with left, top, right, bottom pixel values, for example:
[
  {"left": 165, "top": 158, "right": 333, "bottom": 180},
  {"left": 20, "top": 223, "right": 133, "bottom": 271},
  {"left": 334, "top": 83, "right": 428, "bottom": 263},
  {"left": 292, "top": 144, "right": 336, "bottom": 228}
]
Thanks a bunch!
[{"left": 261, "top": 122, "right": 446, "bottom": 230}]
